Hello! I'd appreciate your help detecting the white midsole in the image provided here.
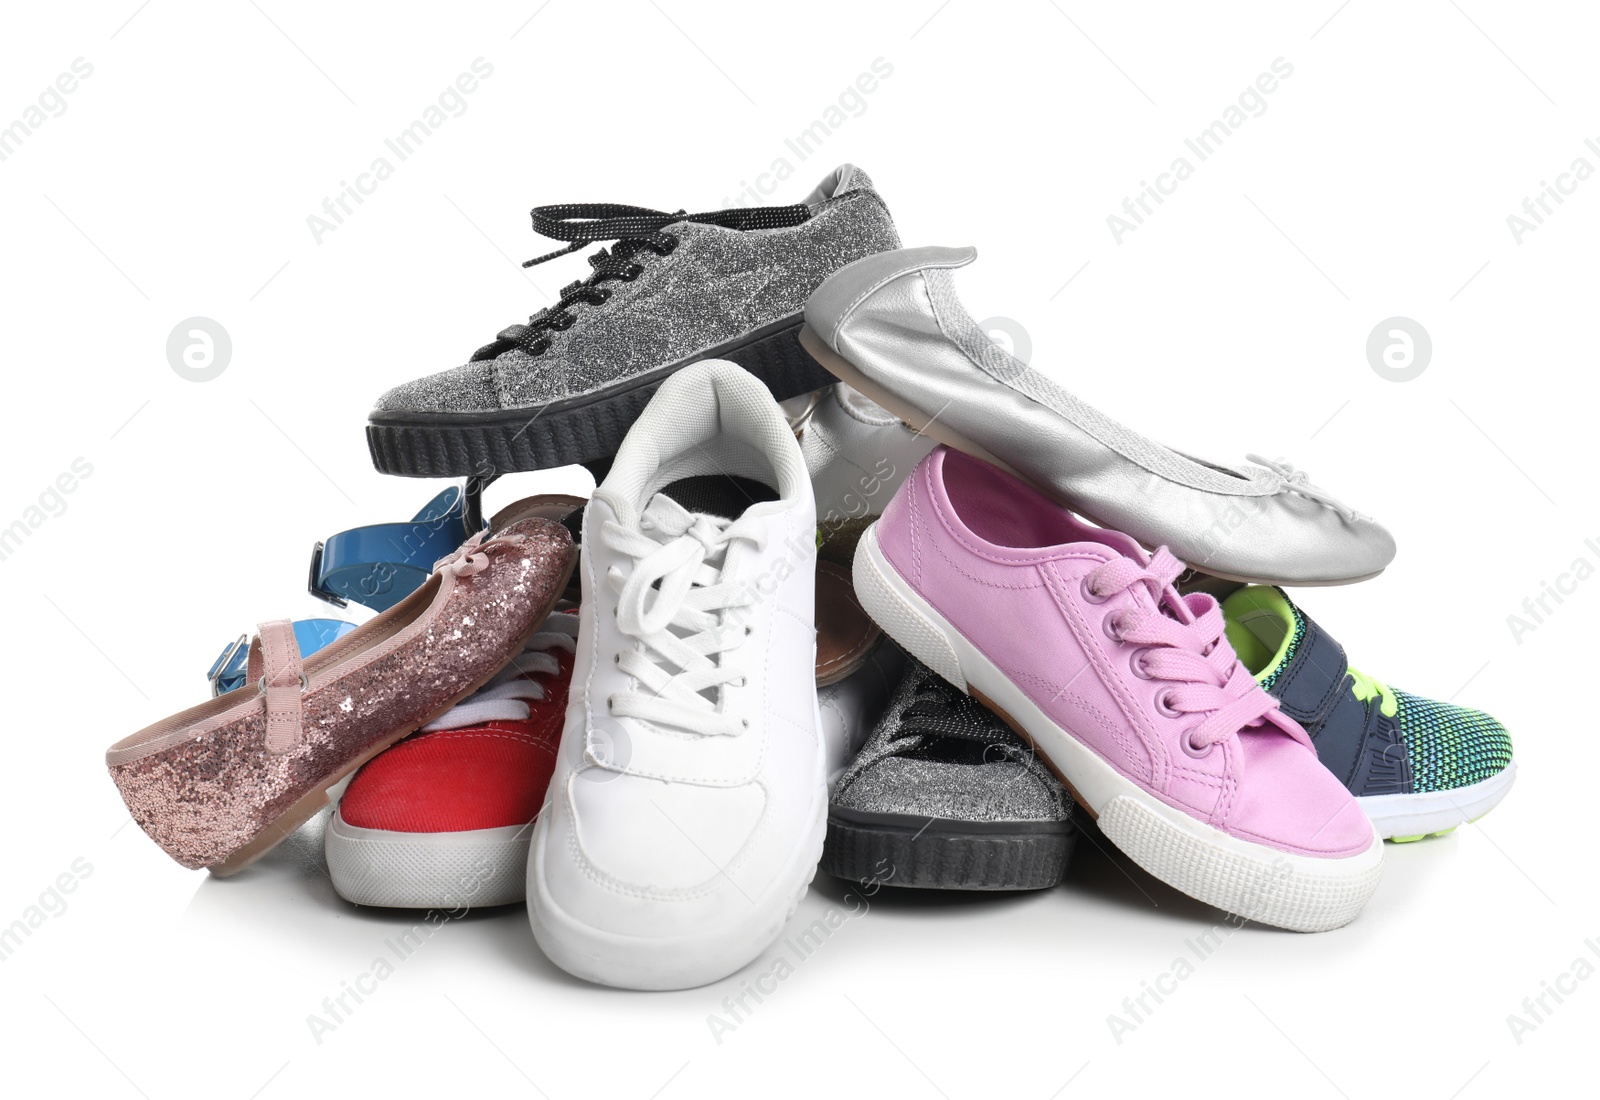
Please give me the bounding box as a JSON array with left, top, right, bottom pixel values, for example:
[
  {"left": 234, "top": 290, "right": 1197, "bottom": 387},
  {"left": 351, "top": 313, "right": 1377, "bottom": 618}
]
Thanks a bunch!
[
  {"left": 1358, "top": 762, "right": 1517, "bottom": 838},
  {"left": 325, "top": 812, "right": 532, "bottom": 909},
  {"left": 852, "top": 523, "right": 1384, "bottom": 933}
]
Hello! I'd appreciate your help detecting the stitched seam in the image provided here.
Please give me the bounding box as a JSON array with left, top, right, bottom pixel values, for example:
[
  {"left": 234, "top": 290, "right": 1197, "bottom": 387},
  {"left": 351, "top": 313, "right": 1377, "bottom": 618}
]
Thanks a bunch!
[
  {"left": 778, "top": 604, "right": 814, "bottom": 630},
  {"left": 817, "top": 622, "right": 876, "bottom": 675},
  {"left": 1211, "top": 739, "right": 1240, "bottom": 827},
  {"left": 410, "top": 731, "right": 553, "bottom": 747},
  {"left": 1059, "top": 690, "right": 1143, "bottom": 779},
  {"left": 925, "top": 531, "right": 1045, "bottom": 590},
  {"left": 562, "top": 801, "right": 733, "bottom": 902},
  {"left": 1001, "top": 666, "right": 1144, "bottom": 783},
  {"left": 1168, "top": 762, "right": 1226, "bottom": 789},
  {"left": 907, "top": 465, "right": 925, "bottom": 585}
]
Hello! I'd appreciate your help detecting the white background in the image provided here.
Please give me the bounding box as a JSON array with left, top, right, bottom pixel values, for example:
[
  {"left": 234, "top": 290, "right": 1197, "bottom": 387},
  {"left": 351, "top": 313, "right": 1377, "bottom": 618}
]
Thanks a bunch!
[{"left": 0, "top": 2, "right": 1592, "bottom": 1096}]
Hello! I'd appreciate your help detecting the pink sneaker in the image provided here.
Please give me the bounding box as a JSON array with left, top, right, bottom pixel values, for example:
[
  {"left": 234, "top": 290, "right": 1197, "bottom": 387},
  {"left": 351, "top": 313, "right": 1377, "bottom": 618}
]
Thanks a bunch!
[{"left": 853, "top": 447, "right": 1383, "bottom": 931}]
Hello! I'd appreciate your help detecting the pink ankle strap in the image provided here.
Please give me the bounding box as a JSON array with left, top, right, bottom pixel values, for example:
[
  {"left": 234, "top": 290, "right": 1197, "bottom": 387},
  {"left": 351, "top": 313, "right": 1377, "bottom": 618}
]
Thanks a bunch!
[{"left": 248, "top": 620, "right": 306, "bottom": 754}]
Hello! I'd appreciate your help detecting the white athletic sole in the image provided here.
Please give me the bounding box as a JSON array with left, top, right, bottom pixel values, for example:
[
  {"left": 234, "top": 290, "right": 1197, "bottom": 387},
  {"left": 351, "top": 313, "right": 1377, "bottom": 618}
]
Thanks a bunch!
[
  {"left": 1358, "top": 761, "right": 1517, "bottom": 841},
  {"left": 325, "top": 811, "right": 531, "bottom": 909},
  {"left": 852, "top": 523, "right": 1384, "bottom": 933},
  {"left": 527, "top": 702, "right": 831, "bottom": 991}
]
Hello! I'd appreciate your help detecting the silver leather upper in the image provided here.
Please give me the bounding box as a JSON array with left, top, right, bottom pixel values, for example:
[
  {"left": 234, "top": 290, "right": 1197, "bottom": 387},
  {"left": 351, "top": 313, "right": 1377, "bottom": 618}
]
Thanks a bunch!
[{"left": 804, "top": 246, "right": 1396, "bottom": 585}]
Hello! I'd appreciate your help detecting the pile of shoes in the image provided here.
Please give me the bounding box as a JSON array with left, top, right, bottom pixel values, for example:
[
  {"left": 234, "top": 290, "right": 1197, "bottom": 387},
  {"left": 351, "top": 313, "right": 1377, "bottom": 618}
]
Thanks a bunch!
[{"left": 108, "top": 165, "right": 1515, "bottom": 990}]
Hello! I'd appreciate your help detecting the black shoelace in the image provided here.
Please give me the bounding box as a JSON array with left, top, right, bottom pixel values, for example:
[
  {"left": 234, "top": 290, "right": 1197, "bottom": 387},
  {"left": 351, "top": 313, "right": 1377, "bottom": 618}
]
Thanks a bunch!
[
  {"left": 894, "top": 670, "right": 1032, "bottom": 764},
  {"left": 471, "top": 201, "right": 812, "bottom": 362}
]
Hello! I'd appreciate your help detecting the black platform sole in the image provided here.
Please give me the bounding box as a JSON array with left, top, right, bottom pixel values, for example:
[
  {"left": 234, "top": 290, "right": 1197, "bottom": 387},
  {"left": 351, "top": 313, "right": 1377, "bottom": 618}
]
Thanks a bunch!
[
  {"left": 821, "top": 807, "right": 1076, "bottom": 892},
  {"left": 367, "top": 314, "right": 831, "bottom": 478}
]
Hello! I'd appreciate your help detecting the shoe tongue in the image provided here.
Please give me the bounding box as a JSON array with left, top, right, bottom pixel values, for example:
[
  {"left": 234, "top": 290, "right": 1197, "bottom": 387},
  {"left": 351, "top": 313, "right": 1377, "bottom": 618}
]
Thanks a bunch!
[{"left": 658, "top": 474, "right": 777, "bottom": 520}]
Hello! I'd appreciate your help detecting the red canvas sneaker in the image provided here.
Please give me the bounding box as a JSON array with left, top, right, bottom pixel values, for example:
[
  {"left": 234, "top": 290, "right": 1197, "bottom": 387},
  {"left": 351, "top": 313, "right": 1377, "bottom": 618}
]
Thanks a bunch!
[{"left": 325, "top": 611, "right": 577, "bottom": 908}]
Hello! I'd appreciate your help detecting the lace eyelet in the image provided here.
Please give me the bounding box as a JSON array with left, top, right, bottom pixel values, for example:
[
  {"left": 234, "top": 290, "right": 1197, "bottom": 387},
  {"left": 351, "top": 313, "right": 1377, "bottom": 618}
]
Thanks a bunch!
[
  {"left": 1103, "top": 613, "right": 1127, "bottom": 644},
  {"left": 1080, "top": 576, "right": 1110, "bottom": 605},
  {"left": 1155, "top": 688, "right": 1181, "bottom": 719},
  {"left": 1181, "top": 730, "right": 1213, "bottom": 759},
  {"left": 657, "top": 234, "right": 679, "bottom": 254},
  {"left": 606, "top": 694, "right": 619, "bottom": 713},
  {"left": 1129, "top": 648, "right": 1153, "bottom": 680},
  {"left": 741, "top": 718, "right": 750, "bottom": 729}
]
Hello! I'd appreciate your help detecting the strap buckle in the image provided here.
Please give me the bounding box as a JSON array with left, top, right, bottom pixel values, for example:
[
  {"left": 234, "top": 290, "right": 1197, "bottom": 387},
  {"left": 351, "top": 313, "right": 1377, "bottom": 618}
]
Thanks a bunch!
[
  {"left": 307, "top": 541, "right": 348, "bottom": 609},
  {"left": 206, "top": 634, "right": 249, "bottom": 696}
]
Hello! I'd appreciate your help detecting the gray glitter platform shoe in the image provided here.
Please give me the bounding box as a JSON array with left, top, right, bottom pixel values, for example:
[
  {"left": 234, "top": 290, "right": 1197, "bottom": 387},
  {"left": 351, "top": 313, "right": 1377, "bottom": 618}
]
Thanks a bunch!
[
  {"left": 822, "top": 657, "right": 1077, "bottom": 891},
  {"left": 368, "top": 165, "right": 899, "bottom": 478}
]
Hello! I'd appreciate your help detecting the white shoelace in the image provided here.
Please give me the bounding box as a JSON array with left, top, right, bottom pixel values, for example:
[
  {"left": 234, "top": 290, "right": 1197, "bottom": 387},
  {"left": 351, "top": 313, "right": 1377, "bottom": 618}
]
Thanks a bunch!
[
  {"left": 595, "top": 490, "right": 766, "bottom": 737},
  {"left": 1245, "top": 453, "right": 1359, "bottom": 522},
  {"left": 420, "top": 618, "right": 577, "bottom": 732}
]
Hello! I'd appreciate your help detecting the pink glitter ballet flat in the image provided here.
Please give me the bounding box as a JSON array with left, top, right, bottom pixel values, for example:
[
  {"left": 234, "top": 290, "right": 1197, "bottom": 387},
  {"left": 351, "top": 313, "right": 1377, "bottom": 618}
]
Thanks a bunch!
[{"left": 107, "top": 497, "right": 579, "bottom": 875}]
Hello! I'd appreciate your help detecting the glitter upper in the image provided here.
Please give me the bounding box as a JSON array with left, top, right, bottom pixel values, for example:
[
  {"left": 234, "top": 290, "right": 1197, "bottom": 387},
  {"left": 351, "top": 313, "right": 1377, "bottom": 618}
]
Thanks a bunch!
[
  {"left": 107, "top": 515, "right": 574, "bottom": 871},
  {"left": 371, "top": 170, "right": 899, "bottom": 414}
]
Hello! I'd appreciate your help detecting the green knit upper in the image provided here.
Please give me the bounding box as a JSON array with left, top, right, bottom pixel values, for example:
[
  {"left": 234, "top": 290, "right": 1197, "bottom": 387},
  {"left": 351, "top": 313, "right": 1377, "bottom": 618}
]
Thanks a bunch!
[{"left": 1395, "top": 690, "right": 1514, "bottom": 794}]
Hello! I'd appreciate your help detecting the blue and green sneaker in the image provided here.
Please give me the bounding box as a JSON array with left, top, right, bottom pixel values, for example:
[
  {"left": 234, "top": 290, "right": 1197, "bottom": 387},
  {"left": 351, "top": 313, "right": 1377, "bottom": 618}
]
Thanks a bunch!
[{"left": 1222, "top": 586, "right": 1515, "bottom": 842}]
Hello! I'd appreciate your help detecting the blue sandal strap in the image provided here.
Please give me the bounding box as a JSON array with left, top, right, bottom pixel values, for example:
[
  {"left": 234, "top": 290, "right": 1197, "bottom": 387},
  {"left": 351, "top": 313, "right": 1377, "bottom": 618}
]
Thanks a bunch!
[
  {"left": 207, "top": 488, "right": 482, "bottom": 696},
  {"left": 309, "top": 487, "right": 479, "bottom": 614},
  {"left": 207, "top": 618, "right": 356, "bottom": 696}
]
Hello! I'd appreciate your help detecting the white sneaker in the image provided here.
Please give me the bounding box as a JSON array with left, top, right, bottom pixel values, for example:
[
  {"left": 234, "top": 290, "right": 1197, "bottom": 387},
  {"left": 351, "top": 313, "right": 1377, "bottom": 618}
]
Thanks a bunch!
[{"left": 527, "top": 360, "right": 826, "bottom": 990}]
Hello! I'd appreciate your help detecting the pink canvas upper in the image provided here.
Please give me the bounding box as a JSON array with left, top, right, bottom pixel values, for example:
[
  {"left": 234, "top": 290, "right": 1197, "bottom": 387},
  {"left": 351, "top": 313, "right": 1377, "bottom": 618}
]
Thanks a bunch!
[{"left": 877, "top": 447, "right": 1373, "bottom": 859}]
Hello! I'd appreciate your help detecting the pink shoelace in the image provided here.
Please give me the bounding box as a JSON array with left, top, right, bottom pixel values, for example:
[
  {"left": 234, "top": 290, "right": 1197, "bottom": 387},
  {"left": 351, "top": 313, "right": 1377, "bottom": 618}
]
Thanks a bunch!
[{"left": 1084, "top": 548, "right": 1312, "bottom": 755}]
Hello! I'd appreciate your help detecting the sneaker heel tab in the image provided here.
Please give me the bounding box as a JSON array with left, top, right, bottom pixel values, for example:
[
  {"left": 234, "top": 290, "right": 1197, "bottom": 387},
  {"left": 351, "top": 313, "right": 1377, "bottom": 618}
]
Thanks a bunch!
[{"left": 805, "top": 163, "right": 876, "bottom": 204}]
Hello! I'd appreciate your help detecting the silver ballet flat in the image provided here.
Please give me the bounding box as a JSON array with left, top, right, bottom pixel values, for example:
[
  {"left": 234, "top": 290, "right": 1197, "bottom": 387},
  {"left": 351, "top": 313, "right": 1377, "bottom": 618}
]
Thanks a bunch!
[{"left": 799, "top": 245, "right": 1395, "bottom": 586}]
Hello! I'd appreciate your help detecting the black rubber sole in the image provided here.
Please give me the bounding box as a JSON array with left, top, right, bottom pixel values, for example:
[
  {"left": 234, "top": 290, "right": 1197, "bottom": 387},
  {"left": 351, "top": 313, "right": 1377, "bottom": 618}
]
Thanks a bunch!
[
  {"left": 821, "top": 807, "right": 1077, "bottom": 892},
  {"left": 367, "top": 314, "right": 831, "bottom": 478}
]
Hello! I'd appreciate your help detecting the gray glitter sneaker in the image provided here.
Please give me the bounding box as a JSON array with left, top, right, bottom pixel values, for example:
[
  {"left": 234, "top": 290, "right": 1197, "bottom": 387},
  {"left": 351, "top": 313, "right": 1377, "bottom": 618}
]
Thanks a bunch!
[
  {"left": 368, "top": 165, "right": 899, "bottom": 478},
  {"left": 822, "top": 657, "right": 1077, "bottom": 891}
]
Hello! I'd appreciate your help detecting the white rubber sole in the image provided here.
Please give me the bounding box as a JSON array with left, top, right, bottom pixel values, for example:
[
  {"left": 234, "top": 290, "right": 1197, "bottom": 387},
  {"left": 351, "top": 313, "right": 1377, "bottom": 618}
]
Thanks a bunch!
[
  {"left": 325, "top": 812, "right": 531, "bottom": 909},
  {"left": 1358, "top": 761, "right": 1517, "bottom": 841},
  {"left": 852, "top": 524, "right": 1384, "bottom": 933}
]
